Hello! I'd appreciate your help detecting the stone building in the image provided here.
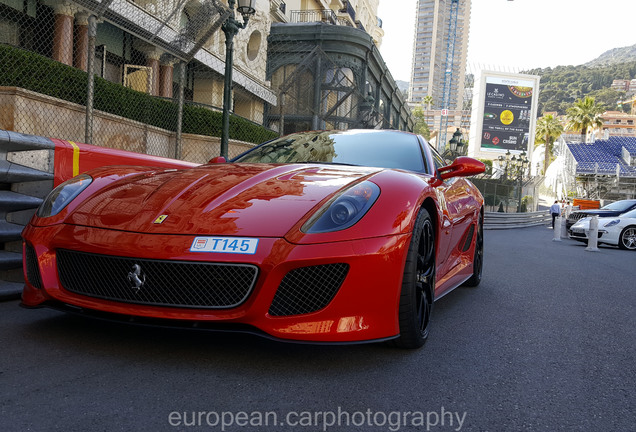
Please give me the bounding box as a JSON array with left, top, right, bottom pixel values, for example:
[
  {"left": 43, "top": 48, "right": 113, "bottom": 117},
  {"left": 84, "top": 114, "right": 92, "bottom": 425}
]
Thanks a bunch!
[{"left": 0, "top": 0, "right": 410, "bottom": 151}]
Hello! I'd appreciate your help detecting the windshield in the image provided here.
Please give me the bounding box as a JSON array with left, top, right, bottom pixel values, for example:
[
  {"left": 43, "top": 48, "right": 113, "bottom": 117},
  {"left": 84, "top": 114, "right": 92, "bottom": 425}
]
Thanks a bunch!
[
  {"left": 601, "top": 200, "right": 636, "bottom": 211},
  {"left": 233, "top": 130, "right": 427, "bottom": 173},
  {"left": 621, "top": 208, "right": 636, "bottom": 218}
]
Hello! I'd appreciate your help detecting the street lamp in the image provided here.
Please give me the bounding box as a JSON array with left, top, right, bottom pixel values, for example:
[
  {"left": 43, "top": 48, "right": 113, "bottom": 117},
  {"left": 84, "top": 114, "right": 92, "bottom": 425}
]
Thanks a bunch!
[
  {"left": 220, "top": 0, "right": 256, "bottom": 159},
  {"left": 497, "top": 150, "right": 512, "bottom": 180},
  {"left": 496, "top": 149, "right": 528, "bottom": 212},
  {"left": 443, "top": 128, "right": 465, "bottom": 160},
  {"left": 515, "top": 151, "right": 529, "bottom": 212},
  {"left": 449, "top": 128, "right": 461, "bottom": 152}
]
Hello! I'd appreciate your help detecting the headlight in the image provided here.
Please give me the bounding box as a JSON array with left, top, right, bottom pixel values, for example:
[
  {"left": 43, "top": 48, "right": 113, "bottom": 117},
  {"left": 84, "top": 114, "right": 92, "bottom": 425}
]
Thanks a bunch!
[
  {"left": 37, "top": 174, "right": 93, "bottom": 218},
  {"left": 573, "top": 217, "right": 589, "bottom": 227},
  {"left": 302, "top": 181, "right": 380, "bottom": 233},
  {"left": 603, "top": 219, "right": 620, "bottom": 227}
]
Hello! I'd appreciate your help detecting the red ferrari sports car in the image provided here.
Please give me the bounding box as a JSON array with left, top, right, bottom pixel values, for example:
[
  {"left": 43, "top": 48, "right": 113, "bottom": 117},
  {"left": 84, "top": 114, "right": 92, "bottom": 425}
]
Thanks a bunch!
[{"left": 22, "top": 129, "right": 485, "bottom": 348}]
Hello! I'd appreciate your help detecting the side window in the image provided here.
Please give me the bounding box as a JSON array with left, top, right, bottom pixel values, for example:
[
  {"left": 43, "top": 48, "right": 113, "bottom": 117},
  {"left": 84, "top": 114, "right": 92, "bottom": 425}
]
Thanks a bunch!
[
  {"left": 429, "top": 145, "right": 446, "bottom": 172},
  {"left": 415, "top": 136, "right": 434, "bottom": 174}
]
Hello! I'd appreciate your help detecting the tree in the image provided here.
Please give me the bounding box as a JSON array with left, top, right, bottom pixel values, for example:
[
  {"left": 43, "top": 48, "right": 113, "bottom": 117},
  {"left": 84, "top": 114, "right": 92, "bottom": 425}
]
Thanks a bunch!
[
  {"left": 423, "top": 95, "right": 433, "bottom": 111},
  {"left": 589, "top": 87, "right": 626, "bottom": 112},
  {"left": 478, "top": 159, "right": 493, "bottom": 175},
  {"left": 535, "top": 114, "right": 564, "bottom": 174},
  {"left": 411, "top": 104, "right": 431, "bottom": 139},
  {"left": 566, "top": 96, "right": 605, "bottom": 138},
  {"left": 525, "top": 60, "right": 636, "bottom": 115}
]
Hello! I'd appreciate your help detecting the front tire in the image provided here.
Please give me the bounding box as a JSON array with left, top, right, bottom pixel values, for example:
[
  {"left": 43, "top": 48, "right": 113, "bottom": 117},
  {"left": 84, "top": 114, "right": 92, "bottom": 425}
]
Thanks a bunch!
[
  {"left": 392, "top": 208, "right": 435, "bottom": 349},
  {"left": 618, "top": 226, "right": 636, "bottom": 250},
  {"left": 463, "top": 211, "right": 484, "bottom": 287}
]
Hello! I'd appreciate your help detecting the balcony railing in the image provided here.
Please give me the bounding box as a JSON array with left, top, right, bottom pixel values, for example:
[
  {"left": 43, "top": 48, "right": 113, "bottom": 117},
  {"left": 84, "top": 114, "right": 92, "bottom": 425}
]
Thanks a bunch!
[{"left": 290, "top": 9, "right": 338, "bottom": 25}]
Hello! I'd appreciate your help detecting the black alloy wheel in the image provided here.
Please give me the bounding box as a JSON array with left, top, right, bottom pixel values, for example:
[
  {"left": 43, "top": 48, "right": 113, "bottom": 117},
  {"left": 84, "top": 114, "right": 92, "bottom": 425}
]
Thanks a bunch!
[{"left": 392, "top": 208, "right": 435, "bottom": 349}]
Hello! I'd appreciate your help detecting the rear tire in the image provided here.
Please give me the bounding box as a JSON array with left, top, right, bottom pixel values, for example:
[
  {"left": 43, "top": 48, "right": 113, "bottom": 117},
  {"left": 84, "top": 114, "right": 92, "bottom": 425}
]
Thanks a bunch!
[
  {"left": 392, "top": 208, "right": 435, "bottom": 349},
  {"left": 463, "top": 211, "right": 483, "bottom": 287},
  {"left": 618, "top": 226, "right": 636, "bottom": 250}
]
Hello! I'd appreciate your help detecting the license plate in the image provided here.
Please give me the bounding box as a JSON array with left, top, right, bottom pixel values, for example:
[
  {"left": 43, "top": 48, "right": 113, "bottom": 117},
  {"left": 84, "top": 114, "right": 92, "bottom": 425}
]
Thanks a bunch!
[
  {"left": 571, "top": 228, "right": 583, "bottom": 234},
  {"left": 190, "top": 237, "right": 259, "bottom": 254}
]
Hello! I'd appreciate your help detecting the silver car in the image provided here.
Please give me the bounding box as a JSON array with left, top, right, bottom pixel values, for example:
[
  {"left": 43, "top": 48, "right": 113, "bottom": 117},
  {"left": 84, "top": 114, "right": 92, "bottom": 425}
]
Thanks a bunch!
[{"left": 569, "top": 208, "right": 636, "bottom": 250}]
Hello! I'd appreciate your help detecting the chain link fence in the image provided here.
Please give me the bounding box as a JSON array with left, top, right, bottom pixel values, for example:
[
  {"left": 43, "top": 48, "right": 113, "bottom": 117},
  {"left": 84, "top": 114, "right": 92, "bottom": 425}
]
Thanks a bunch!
[
  {"left": 0, "top": 0, "right": 281, "bottom": 163},
  {"left": 1, "top": 1, "right": 413, "bottom": 164},
  {"left": 264, "top": 22, "right": 410, "bottom": 135}
]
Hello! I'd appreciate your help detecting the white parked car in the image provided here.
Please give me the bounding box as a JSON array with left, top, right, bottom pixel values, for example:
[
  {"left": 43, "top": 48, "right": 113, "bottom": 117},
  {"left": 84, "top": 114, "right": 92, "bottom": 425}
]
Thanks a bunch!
[{"left": 569, "top": 208, "right": 636, "bottom": 250}]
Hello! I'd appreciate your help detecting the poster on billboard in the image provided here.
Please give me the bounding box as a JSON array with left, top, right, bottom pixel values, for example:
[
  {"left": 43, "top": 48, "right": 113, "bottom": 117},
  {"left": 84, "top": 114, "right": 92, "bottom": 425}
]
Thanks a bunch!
[{"left": 479, "top": 75, "right": 537, "bottom": 152}]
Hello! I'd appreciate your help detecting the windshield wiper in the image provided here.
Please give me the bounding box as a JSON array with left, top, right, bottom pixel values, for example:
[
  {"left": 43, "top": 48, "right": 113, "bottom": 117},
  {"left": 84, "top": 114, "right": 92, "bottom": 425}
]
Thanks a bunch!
[{"left": 303, "top": 161, "right": 358, "bottom": 166}]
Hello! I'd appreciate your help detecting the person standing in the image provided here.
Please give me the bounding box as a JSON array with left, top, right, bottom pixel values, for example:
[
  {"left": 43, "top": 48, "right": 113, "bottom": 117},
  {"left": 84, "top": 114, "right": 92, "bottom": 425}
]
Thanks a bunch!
[
  {"left": 550, "top": 200, "right": 561, "bottom": 229},
  {"left": 564, "top": 201, "right": 573, "bottom": 219}
]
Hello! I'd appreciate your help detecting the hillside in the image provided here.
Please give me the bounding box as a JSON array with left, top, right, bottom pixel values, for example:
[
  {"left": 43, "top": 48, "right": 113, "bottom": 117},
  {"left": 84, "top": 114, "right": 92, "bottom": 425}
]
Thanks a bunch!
[
  {"left": 518, "top": 44, "right": 636, "bottom": 115},
  {"left": 585, "top": 44, "right": 636, "bottom": 67},
  {"left": 523, "top": 61, "right": 636, "bottom": 115},
  {"left": 395, "top": 79, "right": 409, "bottom": 98}
]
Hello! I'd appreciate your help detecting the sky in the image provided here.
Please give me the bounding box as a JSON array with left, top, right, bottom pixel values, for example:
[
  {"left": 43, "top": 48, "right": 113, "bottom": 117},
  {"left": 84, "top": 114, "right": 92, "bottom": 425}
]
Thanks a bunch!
[{"left": 378, "top": 0, "right": 636, "bottom": 82}]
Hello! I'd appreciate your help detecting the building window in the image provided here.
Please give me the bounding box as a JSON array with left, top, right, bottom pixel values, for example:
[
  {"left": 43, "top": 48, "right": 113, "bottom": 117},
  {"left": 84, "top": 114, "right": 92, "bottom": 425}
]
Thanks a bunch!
[
  {"left": 272, "top": 64, "right": 314, "bottom": 116},
  {"left": 247, "top": 30, "right": 261, "bottom": 61}
]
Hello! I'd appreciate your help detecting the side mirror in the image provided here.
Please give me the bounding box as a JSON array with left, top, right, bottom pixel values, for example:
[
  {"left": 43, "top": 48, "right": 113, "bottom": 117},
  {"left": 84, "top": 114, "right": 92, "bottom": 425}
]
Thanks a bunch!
[
  {"left": 208, "top": 156, "right": 227, "bottom": 164},
  {"left": 429, "top": 156, "right": 485, "bottom": 186}
]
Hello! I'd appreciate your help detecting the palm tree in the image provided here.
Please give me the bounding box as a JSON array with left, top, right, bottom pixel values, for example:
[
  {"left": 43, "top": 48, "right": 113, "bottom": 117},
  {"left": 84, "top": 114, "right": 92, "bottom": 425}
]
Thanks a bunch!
[
  {"left": 535, "top": 114, "right": 564, "bottom": 174},
  {"left": 565, "top": 96, "right": 605, "bottom": 140},
  {"left": 423, "top": 95, "right": 433, "bottom": 111}
]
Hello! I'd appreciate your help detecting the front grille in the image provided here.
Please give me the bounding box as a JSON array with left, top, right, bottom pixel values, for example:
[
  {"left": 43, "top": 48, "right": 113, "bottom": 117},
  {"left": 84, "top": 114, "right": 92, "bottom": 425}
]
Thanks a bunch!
[
  {"left": 268, "top": 263, "right": 349, "bottom": 317},
  {"left": 570, "top": 231, "right": 603, "bottom": 239},
  {"left": 25, "top": 244, "right": 43, "bottom": 289},
  {"left": 57, "top": 249, "right": 257, "bottom": 309},
  {"left": 568, "top": 213, "right": 586, "bottom": 223}
]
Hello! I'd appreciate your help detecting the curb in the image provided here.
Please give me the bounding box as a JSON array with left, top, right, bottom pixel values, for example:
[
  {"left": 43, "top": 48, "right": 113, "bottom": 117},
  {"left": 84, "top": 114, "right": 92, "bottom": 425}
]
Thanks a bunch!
[{"left": 0, "top": 281, "right": 23, "bottom": 301}]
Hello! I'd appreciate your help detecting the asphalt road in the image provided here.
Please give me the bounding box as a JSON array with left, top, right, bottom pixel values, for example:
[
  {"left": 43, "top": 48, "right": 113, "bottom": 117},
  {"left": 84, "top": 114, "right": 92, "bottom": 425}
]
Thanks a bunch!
[{"left": 1, "top": 226, "right": 634, "bottom": 432}]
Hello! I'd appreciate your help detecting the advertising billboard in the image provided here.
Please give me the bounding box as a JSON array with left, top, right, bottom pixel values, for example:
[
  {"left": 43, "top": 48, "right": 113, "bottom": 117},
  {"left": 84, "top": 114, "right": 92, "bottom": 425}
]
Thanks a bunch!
[{"left": 480, "top": 75, "right": 535, "bottom": 152}]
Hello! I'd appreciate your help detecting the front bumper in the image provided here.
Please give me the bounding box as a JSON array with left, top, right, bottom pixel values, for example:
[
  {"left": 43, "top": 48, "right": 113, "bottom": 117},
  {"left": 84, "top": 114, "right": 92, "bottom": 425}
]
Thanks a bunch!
[
  {"left": 22, "top": 223, "right": 411, "bottom": 343},
  {"left": 568, "top": 228, "right": 606, "bottom": 240}
]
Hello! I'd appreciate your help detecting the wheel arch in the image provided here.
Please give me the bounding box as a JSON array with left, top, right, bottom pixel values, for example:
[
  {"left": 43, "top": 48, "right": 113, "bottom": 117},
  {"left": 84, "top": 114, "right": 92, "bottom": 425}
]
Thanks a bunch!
[
  {"left": 619, "top": 224, "right": 636, "bottom": 250},
  {"left": 420, "top": 197, "right": 438, "bottom": 242},
  {"left": 419, "top": 197, "right": 438, "bottom": 303}
]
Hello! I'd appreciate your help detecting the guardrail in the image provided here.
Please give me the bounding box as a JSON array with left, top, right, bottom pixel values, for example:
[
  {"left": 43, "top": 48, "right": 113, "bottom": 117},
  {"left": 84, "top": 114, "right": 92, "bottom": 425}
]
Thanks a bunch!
[
  {"left": 484, "top": 211, "right": 551, "bottom": 230},
  {"left": 1, "top": 130, "right": 55, "bottom": 299},
  {"left": 1, "top": 129, "right": 198, "bottom": 300}
]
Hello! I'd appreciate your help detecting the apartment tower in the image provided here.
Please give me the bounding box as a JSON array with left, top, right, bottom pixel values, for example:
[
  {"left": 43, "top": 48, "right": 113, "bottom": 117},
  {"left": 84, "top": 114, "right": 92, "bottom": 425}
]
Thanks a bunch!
[{"left": 408, "top": 0, "right": 470, "bottom": 111}]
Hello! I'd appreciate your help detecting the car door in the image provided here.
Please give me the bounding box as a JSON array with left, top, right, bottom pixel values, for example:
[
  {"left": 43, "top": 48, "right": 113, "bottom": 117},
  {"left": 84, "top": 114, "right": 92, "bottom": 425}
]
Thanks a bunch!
[{"left": 427, "top": 147, "right": 477, "bottom": 280}]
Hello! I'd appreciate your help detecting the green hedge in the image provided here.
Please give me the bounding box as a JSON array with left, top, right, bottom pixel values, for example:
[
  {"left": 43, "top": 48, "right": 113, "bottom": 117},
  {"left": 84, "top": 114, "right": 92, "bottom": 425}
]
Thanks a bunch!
[{"left": 0, "top": 44, "right": 278, "bottom": 144}]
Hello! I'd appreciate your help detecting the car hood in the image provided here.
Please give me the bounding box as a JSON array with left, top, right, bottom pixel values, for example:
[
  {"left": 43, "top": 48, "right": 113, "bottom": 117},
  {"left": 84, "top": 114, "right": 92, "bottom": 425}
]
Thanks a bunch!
[
  {"left": 67, "top": 163, "right": 378, "bottom": 236},
  {"left": 572, "top": 209, "right": 622, "bottom": 217}
]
